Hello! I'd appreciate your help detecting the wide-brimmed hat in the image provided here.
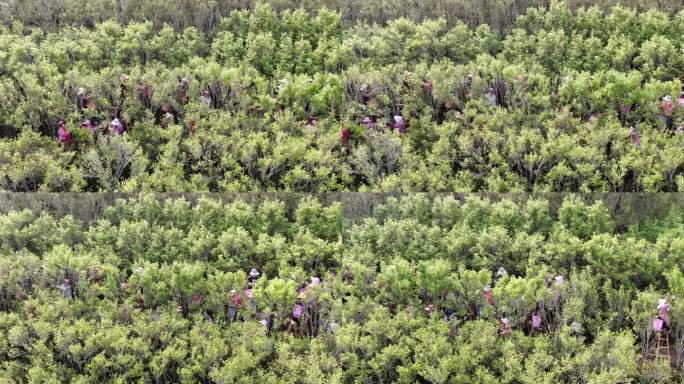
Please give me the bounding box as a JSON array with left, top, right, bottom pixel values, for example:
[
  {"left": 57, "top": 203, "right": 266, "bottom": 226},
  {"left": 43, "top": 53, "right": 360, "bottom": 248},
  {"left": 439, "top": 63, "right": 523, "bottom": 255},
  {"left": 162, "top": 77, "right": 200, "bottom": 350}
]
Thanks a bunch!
[
  {"left": 658, "top": 298, "right": 668, "bottom": 309},
  {"left": 249, "top": 269, "right": 260, "bottom": 277},
  {"left": 570, "top": 321, "right": 581, "bottom": 332}
]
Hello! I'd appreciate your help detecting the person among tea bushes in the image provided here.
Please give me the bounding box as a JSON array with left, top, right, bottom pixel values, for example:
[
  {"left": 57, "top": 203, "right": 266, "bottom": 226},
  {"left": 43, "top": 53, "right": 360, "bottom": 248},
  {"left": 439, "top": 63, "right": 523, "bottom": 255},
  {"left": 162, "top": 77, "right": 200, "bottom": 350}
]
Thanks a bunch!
[
  {"left": 135, "top": 290, "right": 144, "bottom": 308},
  {"left": 531, "top": 312, "right": 542, "bottom": 335},
  {"left": 57, "top": 278, "right": 73, "bottom": 300},
  {"left": 57, "top": 120, "right": 71, "bottom": 147},
  {"left": 189, "top": 120, "right": 198, "bottom": 136},
  {"left": 137, "top": 81, "right": 152, "bottom": 108},
  {"left": 277, "top": 79, "right": 289, "bottom": 94},
  {"left": 424, "top": 302, "right": 434, "bottom": 317},
  {"left": 499, "top": 317, "right": 511, "bottom": 336},
  {"left": 161, "top": 112, "right": 174, "bottom": 128},
  {"left": 81, "top": 118, "right": 95, "bottom": 134},
  {"left": 200, "top": 90, "right": 212, "bottom": 107},
  {"left": 570, "top": 321, "right": 582, "bottom": 337},
  {"left": 297, "top": 281, "right": 309, "bottom": 300},
  {"left": 289, "top": 298, "right": 304, "bottom": 336},
  {"left": 660, "top": 95, "right": 674, "bottom": 129},
  {"left": 495, "top": 267, "right": 507, "bottom": 285},
  {"left": 629, "top": 122, "right": 641, "bottom": 148},
  {"left": 327, "top": 321, "right": 340, "bottom": 334},
  {"left": 422, "top": 81, "right": 433, "bottom": 97},
  {"left": 228, "top": 289, "right": 242, "bottom": 321},
  {"left": 486, "top": 87, "right": 497, "bottom": 106},
  {"left": 359, "top": 83, "right": 372, "bottom": 104},
  {"left": 177, "top": 77, "right": 190, "bottom": 105},
  {"left": 77, "top": 88, "right": 90, "bottom": 111},
  {"left": 554, "top": 275, "right": 564, "bottom": 287},
  {"left": 361, "top": 116, "right": 374, "bottom": 131},
  {"left": 340, "top": 126, "right": 350, "bottom": 146},
  {"left": 191, "top": 292, "right": 203, "bottom": 305},
  {"left": 657, "top": 298, "right": 670, "bottom": 327},
  {"left": 110, "top": 118, "right": 124, "bottom": 135},
  {"left": 483, "top": 285, "right": 495, "bottom": 306},
  {"left": 260, "top": 313, "right": 273, "bottom": 334},
  {"left": 247, "top": 269, "right": 260, "bottom": 288},
  {"left": 391, "top": 115, "right": 406, "bottom": 134}
]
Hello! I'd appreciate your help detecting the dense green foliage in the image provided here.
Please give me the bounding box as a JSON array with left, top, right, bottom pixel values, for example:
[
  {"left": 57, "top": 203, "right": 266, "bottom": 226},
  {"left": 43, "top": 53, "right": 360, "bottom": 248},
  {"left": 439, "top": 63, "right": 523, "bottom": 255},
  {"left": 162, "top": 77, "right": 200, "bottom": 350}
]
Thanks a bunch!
[
  {"left": 0, "top": 194, "right": 683, "bottom": 382},
  {"left": 1, "top": 3, "right": 684, "bottom": 192},
  {"left": 2, "top": 0, "right": 683, "bottom": 33},
  {"left": 3, "top": 1, "right": 683, "bottom": 382}
]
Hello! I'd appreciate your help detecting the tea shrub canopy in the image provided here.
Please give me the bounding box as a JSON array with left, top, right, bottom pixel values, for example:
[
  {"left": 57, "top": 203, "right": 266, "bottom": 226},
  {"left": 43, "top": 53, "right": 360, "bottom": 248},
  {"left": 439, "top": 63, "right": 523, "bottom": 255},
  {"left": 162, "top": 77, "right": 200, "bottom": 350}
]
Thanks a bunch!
[
  {"left": 0, "top": 194, "right": 683, "bottom": 382},
  {"left": 1, "top": 3, "right": 684, "bottom": 192},
  {"left": 2, "top": 1, "right": 684, "bottom": 381}
]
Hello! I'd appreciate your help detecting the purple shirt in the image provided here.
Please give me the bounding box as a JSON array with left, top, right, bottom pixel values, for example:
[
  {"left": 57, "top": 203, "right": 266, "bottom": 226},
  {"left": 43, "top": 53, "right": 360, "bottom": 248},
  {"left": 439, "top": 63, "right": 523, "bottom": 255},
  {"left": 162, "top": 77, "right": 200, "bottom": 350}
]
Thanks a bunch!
[
  {"left": 532, "top": 314, "right": 541, "bottom": 328},
  {"left": 111, "top": 119, "right": 124, "bottom": 135},
  {"left": 57, "top": 123, "right": 71, "bottom": 143},
  {"left": 629, "top": 126, "right": 640, "bottom": 147},
  {"left": 392, "top": 116, "right": 406, "bottom": 134},
  {"left": 82, "top": 119, "right": 96, "bottom": 134},
  {"left": 293, "top": 304, "right": 303, "bottom": 319},
  {"left": 361, "top": 116, "right": 373, "bottom": 130}
]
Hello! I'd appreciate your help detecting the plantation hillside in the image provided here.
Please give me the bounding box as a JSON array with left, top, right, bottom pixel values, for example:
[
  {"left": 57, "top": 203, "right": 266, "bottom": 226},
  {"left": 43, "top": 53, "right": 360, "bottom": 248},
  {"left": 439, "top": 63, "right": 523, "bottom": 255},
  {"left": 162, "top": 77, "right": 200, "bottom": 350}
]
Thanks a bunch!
[
  {"left": 1, "top": 194, "right": 684, "bottom": 382},
  {"left": 2, "top": 0, "right": 684, "bottom": 33},
  {"left": 1, "top": 3, "right": 684, "bottom": 192}
]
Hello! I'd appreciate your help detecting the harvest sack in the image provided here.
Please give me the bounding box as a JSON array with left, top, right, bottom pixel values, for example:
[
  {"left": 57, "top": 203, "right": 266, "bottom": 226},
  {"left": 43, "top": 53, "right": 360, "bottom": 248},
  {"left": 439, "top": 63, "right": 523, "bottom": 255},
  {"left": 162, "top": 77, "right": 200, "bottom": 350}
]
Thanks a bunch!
[
  {"left": 293, "top": 304, "right": 303, "bottom": 319},
  {"left": 532, "top": 315, "right": 541, "bottom": 328},
  {"left": 653, "top": 318, "right": 664, "bottom": 332}
]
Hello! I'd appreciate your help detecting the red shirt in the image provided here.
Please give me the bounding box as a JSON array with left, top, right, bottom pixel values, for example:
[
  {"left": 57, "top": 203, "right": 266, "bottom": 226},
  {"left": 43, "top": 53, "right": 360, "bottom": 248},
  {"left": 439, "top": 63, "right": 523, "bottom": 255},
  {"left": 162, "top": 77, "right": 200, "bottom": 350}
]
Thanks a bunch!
[
  {"left": 192, "top": 293, "right": 203, "bottom": 304},
  {"left": 232, "top": 294, "right": 242, "bottom": 308},
  {"left": 484, "top": 290, "right": 494, "bottom": 306},
  {"left": 341, "top": 127, "right": 350, "bottom": 141}
]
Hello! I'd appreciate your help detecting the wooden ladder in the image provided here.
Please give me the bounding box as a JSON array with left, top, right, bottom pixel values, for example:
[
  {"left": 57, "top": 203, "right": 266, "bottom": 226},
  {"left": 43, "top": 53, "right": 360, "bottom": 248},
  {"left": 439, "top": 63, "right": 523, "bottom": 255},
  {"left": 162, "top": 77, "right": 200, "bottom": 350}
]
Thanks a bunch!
[{"left": 647, "top": 331, "right": 671, "bottom": 366}]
